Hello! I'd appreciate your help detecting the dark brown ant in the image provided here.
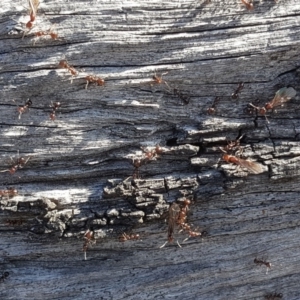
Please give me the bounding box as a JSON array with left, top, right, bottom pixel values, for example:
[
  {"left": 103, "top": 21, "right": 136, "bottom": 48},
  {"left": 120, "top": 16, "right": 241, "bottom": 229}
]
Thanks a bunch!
[
  {"left": 0, "top": 188, "right": 18, "bottom": 199},
  {"left": 0, "top": 152, "right": 31, "bottom": 175},
  {"left": 119, "top": 233, "right": 140, "bottom": 242},
  {"left": 82, "top": 229, "right": 96, "bottom": 260},
  {"left": 254, "top": 258, "right": 272, "bottom": 269},
  {"left": 207, "top": 96, "right": 220, "bottom": 114},
  {"left": 264, "top": 293, "right": 283, "bottom": 300},
  {"left": 222, "top": 153, "right": 264, "bottom": 174},
  {"left": 0, "top": 272, "right": 9, "bottom": 283},
  {"left": 161, "top": 199, "right": 201, "bottom": 247},
  {"left": 160, "top": 202, "right": 181, "bottom": 248},
  {"left": 13, "top": 99, "right": 32, "bottom": 119},
  {"left": 85, "top": 75, "right": 105, "bottom": 89},
  {"left": 232, "top": 82, "right": 244, "bottom": 99},
  {"left": 132, "top": 158, "right": 143, "bottom": 179},
  {"left": 5, "top": 218, "right": 24, "bottom": 226},
  {"left": 173, "top": 88, "right": 190, "bottom": 105},
  {"left": 249, "top": 87, "right": 297, "bottom": 121},
  {"left": 49, "top": 102, "right": 61, "bottom": 121},
  {"left": 58, "top": 59, "right": 79, "bottom": 83},
  {"left": 241, "top": 0, "right": 254, "bottom": 10}
]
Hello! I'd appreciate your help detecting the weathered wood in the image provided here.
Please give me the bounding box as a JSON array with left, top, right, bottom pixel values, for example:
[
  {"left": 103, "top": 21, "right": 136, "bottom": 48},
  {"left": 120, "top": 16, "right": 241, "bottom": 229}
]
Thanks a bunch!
[{"left": 1, "top": 0, "right": 300, "bottom": 299}]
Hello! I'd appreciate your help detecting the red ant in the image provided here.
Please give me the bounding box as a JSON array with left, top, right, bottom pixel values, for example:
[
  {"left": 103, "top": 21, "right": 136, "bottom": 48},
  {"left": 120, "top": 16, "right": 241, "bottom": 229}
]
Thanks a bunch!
[
  {"left": 249, "top": 87, "right": 297, "bottom": 122},
  {"left": 151, "top": 72, "right": 170, "bottom": 90},
  {"left": 207, "top": 96, "right": 220, "bottom": 114},
  {"left": 264, "top": 293, "right": 283, "bottom": 300},
  {"left": 33, "top": 26, "right": 60, "bottom": 45},
  {"left": 141, "top": 145, "right": 163, "bottom": 161},
  {"left": 82, "top": 229, "right": 96, "bottom": 260},
  {"left": 177, "top": 199, "right": 202, "bottom": 240},
  {"left": 119, "top": 233, "right": 140, "bottom": 242},
  {"left": 58, "top": 59, "right": 79, "bottom": 83},
  {"left": 0, "top": 188, "right": 18, "bottom": 199},
  {"left": 232, "top": 82, "right": 244, "bottom": 99},
  {"left": 222, "top": 153, "right": 264, "bottom": 174},
  {"left": 241, "top": 0, "right": 254, "bottom": 10},
  {"left": 0, "top": 152, "right": 31, "bottom": 175},
  {"left": 49, "top": 102, "right": 61, "bottom": 121},
  {"left": 222, "top": 135, "right": 244, "bottom": 154},
  {"left": 13, "top": 99, "right": 32, "bottom": 119},
  {"left": 85, "top": 75, "right": 105, "bottom": 89},
  {"left": 21, "top": 0, "right": 40, "bottom": 39},
  {"left": 26, "top": 0, "right": 39, "bottom": 29},
  {"left": 0, "top": 272, "right": 9, "bottom": 283}
]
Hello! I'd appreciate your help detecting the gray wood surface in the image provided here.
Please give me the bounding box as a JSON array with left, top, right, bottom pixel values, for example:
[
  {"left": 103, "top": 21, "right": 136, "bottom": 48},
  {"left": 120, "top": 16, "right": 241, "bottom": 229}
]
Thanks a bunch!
[{"left": 1, "top": 0, "right": 300, "bottom": 299}]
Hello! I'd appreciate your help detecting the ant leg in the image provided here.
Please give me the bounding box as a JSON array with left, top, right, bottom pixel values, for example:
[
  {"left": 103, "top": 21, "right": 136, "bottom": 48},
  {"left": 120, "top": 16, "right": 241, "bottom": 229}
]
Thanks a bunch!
[
  {"left": 176, "top": 240, "right": 182, "bottom": 248},
  {"left": 159, "top": 241, "right": 168, "bottom": 248}
]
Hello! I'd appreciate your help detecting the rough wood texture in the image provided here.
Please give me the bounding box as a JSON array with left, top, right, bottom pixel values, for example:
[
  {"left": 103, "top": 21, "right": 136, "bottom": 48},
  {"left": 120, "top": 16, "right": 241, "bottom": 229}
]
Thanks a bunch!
[{"left": 1, "top": 0, "right": 300, "bottom": 299}]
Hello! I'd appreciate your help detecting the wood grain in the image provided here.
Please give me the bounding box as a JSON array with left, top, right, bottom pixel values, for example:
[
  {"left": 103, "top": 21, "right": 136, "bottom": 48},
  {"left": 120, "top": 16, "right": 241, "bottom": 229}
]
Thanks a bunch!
[{"left": 1, "top": 0, "right": 300, "bottom": 299}]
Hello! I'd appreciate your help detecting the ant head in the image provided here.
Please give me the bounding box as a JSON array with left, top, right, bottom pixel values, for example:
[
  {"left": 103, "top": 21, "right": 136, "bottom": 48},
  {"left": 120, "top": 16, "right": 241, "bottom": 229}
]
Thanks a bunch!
[
  {"left": 259, "top": 107, "right": 267, "bottom": 115},
  {"left": 222, "top": 153, "right": 230, "bottom": 161},
  {"left": 50, "top": 112, "right": 56, "bottom": 121},
  {"left": 96, "top": 78, "right": 105, "bottom": 86},
  {"left": 168, "top": 236, "right": 174, "bottom": 243},
  {"left": 183, "top": 199, "right": 191, "bottom": 206},
  {"left": 50, "top": 32, "right": 58, "bottom": 39},
  {"left": 9, "top": 167, "right": 16, "bottom": 175},
  {"left": 58, "top": 60, "right": 68, "bottom": 68}
]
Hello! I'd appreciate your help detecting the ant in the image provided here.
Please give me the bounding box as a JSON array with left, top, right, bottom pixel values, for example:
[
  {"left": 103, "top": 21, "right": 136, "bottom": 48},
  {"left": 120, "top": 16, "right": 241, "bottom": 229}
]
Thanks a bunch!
[
  {"left": 151, "top": 72, "right": 171, "bottom": 90},
  {"left": 132, "top": 158, "right": 143, "bottom": 179},
  {"left": 82, "top": 229, "right": 96, "bottom": 260},
  {"left": 119, "top": 233, "right": 140, "bottom": 242},
  {"left": 21, "top": 0, "right": 40, "bottom": 39},
  {"left": 173, "top": 88, "right": 190, "bottom": 105},
  {"left": 264, "top": 293, "right": 283, "bottom": 300},
  {"left": 5, "top": 218, "right": 24, "bottom": 226},
  {"left": 160, "top": 202, "right": 182, "bottom": 248},
  {"left": 13, "top": 99, "right": 32, "bottom": 119},
  {"left": 222, "top": 135, "right": 244, "bottom": 154},
  {"left": 249, "top": 87, "right": 297, "bottom": 122},
  {"left": 0, "top": 272, "right": 9, "bottom": 283},
  {"left": 177, "top": 199, "right": 202, "bottom": 240},
  {"left": 0, "top": 151, "right": 31, "bottom": 175},
  {"left": 221, "top": 153, "right": 264, "bottom": 174},
  {"left": 232, "top": 82, "right": 244, "bottom": 99},
  {"left": 33, "top": 26, "right": 60, "bottom": 45},
  {"left": 0, "top": 188, "right": 18, "bottom": 199},
  {"left": 207, "top": 96, "right": 220, "bottom": 114},
  {"left": 85, "top": 75, "right": 105, "bottom": 89},
  {"left": 241, "top": 0, "right": 254, "bottom": 10},
  {"left": 141, "top": 145, "right": 163, "bottom": 161},
  {"left": 49, "top": 102, "right": 61, "bottom": 121},
  {"left": 254, "top": 258, "right": 272, "bottom": 269},
  {"left": 160, "top": 199, "right": 201, "bottom": 247},
  {"left": 58, "top": 59, "right": 79, "bottom": 83},
  {"left": 26, "top": 0, "right": 39, "bottom": 29}
]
